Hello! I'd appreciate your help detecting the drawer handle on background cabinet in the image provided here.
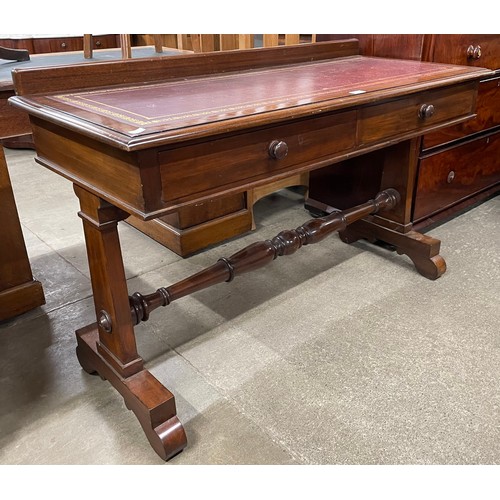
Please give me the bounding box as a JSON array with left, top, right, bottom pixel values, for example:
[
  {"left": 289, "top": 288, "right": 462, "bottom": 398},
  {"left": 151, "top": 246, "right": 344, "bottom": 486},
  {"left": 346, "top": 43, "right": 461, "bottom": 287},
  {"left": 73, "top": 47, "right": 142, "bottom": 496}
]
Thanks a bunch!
[
  {"left": 467, "top": 45, "right": 482, "bottom": 60},
  {"left": 268, "top": 140, "right": 289, "bottom": 160},
  {"left": 60, "top": 42, "right": 67, "bottom": 48},
  {"left": 419, "top": 104, "right": 435, "bottom": 119},
  {"left": 447, "top": 171, "right": 455, "bottom": 184}
]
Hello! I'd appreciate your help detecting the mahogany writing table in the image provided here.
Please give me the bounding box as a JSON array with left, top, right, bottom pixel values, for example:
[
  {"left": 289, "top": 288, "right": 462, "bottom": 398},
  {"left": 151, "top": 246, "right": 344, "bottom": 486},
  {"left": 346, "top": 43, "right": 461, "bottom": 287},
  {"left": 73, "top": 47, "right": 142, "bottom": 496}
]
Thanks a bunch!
[{"left": 9, "top": 40, "right": 492, "bottom": 460}]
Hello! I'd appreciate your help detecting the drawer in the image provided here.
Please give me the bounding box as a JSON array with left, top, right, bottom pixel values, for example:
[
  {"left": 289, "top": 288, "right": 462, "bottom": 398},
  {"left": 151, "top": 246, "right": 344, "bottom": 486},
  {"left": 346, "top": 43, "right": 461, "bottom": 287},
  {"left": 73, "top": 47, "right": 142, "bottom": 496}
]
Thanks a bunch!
[
  {"left": 31, "top": 35, "right": 118, "bottom": 54},
  {"left": 159, "top": 111, "right": 356, "bottom": 204},
  {"left": 91, "top": 35, "right": 119, "bottom": 50},
  {"left": 423, "top": 75, "right": 500, "bottom": 149},
  {"left": 358, "top": 82, "right": 477, "bottom": 145},
  {"left": 33, "top": 37, "right": 84, "bottom": 53},
  {"left": 414, "top": 131, "right": 500, "bottom": 221},
  {"left": 429, "top": 35, "right": 500, "bottom": 70}
]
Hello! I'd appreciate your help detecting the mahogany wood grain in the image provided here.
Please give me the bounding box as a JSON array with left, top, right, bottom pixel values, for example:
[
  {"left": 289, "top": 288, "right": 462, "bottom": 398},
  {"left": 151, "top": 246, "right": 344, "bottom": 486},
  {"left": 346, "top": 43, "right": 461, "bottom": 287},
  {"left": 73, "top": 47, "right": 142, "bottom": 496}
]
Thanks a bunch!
[
  {"left": 11, "top": 40, "right": 360, "bottom": 96},
  {"left": 129, "top": 189, "right": 400, "bottom": 324},
  {"left": 0, "top": 145, "right": 45, "bottom": 320},
  {"left": 73, "top": 185, "right": 143, "bottom": 376},
  {"left": 414, "top": 131, "right": 500, "bottom": 221},
  {"left": 0, "top": 35, "right": 119, "bottom": 55},
  {"left": 0, "top": 89, "right": 31, "bottom": 140},
  {"left": 339, "top": 218, "right": 446, "bottom": 280},
  {"left": 76, "top": 324, "right": 186, "bottom": 460},
  {"left": 8, "top": 43, "right": 491, "bottom": 460},
  {"left": 317, "top": 34, "right": 427, "bottom": 61},
  {"left": 423, "top": 75, "right": 500, "bottom": 149},
  {"left": 310, "top": 34, "right": 500, "bottom": 234},
  {"left": 426, "top": 35, "right": 500, "bottom": 70}
]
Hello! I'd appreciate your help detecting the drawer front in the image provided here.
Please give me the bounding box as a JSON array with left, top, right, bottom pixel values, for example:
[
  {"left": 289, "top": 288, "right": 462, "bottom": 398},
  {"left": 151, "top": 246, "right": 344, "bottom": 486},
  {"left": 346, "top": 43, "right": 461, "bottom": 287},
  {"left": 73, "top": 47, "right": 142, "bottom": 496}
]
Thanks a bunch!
[
  {"left": 159, "top": 111, "right": 356, "bottom": 204},
  {"left": 423, "top": 75, "right": 500, "bottom": 149},
  {"left": 358, "top": 83, "right": 477, "bottom": 145},
  {"left": 414, "top": 131, "right": 500, "bottom": 221},
  {"left": 33, "top": 37, "right": 84, "bottom": 53},
  {"left": 91, "top": 35, "right": 119, "bottom": 50},
  {"left": 429, "top": 35, "right": 500, "bottom": 70}
]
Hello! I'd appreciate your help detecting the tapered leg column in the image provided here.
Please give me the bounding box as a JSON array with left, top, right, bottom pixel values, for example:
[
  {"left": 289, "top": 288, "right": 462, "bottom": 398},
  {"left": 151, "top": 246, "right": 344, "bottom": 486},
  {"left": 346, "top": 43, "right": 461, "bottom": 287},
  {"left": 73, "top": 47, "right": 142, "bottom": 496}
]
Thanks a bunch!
[{"left": 73, "top": 185, "right": 186, "bottom": 460}]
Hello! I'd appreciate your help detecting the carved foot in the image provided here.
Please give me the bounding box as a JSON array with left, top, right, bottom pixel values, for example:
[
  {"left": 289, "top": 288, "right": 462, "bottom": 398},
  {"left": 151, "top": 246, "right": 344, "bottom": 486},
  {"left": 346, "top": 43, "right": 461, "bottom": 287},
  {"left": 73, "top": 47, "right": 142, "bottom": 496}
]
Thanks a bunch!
[
  {"left": 75, "top": 324, "right": 187, "bottom": 460},
  {"left": 339, "top": 219, "right": 446, "bottom": 280}
]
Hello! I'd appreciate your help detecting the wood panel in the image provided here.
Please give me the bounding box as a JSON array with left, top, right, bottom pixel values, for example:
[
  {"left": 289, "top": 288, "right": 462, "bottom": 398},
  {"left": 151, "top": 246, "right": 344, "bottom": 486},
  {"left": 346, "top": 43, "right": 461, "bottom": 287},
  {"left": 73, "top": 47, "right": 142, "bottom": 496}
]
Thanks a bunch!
[
  {"left": 428, "top": 34, "right": 500, "bottom": 70},
  {"left": 414, "top": 131, "right": 500, "bottom": 221},
  {"left": 423, "top": 75, "right": 500, "bottom": 149},
  {"left": 0, "top": 145, "right": 45, "bottom": 320}
]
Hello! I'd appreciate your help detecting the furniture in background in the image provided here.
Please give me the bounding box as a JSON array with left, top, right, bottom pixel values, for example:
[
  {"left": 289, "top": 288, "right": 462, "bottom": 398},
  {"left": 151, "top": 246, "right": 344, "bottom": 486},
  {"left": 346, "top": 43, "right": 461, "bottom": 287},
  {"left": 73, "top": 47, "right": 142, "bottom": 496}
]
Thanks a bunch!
[
  {"left": 0, "top": 41, "right": 186, "bottom": 149},
  {"left": 0, "top": 144, "right": 45, "bottom": 321},
  {"left": 10, "top": 40, "right": 490, "bottom": 459},
  {"left": 82, "top": 34, "right": 164, "bottom": 59},
  {"left": 127, "top": 34, "right": 316, "bottom": 256},
  {"left": 0, "top": 46, "right": 30, "bottom": 61},
  {"left": 308, "top": 35, "right": 500, "bottom": 231},
  {"left": 0, "top": 34, "right": 119, "bottom": 54}
]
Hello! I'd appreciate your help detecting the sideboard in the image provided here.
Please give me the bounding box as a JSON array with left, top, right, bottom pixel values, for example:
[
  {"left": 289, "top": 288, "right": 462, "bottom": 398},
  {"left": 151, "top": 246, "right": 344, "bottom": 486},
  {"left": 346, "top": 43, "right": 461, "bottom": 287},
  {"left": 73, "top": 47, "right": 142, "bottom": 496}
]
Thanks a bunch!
[
  {"left": 309, "top": 34, "right": 500, "bottom": 230},
  {"left": 0, "top": 34, "right": 119, "bottom": 54}
]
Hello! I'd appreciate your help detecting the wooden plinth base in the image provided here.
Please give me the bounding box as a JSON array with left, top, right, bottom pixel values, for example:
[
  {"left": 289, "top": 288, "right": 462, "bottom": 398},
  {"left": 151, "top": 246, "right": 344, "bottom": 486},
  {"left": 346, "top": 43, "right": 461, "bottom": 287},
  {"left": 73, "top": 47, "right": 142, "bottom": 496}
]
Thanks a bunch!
[
  {"left": 0, "top": 280, "right": 45, "bottom": 321},
  {"left": 75, "top": 324, "right": 187, "bottom": 461},
  {"left": 339, "top": 218, "right": 446, "bottom": 280}
]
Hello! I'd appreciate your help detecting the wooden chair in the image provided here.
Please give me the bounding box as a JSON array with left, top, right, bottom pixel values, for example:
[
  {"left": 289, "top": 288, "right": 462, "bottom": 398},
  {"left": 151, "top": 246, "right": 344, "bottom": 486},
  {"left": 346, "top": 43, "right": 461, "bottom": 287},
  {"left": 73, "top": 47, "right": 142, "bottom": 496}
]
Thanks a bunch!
[
  {"left": 83, "top": 34, "right": 164, "bottom": 59},
  {"left": 0, "top": 46, "right": 30, "bottom": 61}
]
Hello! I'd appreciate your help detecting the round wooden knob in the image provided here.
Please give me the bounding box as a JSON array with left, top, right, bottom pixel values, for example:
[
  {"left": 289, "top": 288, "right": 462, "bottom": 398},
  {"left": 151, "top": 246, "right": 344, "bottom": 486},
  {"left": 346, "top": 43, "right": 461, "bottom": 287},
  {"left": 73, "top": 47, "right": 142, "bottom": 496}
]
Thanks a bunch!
[
  {"left": 467, "top": 45, "right": 482, "bottom": 60},
  {"left": 419, "top": 104, "right": 435, "bottom": 119},
  {"left": 447, "top": 170, "right": 455, "bottom": 184},
  {"left": 268, "top": 140, "right": 288, "bottom": 160}
]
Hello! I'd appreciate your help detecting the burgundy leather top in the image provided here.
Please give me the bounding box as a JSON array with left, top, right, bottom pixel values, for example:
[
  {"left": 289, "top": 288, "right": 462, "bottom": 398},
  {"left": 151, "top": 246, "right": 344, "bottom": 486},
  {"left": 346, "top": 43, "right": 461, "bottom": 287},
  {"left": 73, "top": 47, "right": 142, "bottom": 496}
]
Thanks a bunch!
[{"left": 40, "top": 56, "right": 474, "bottom": 138}]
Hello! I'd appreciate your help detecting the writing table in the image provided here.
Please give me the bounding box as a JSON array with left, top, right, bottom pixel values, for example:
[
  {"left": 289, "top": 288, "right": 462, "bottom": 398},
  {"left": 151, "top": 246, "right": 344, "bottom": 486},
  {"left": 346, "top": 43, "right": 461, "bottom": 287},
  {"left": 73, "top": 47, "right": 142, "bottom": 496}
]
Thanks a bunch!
[{"left": 9, "top": 40, "right": 492, "bottom": 460}]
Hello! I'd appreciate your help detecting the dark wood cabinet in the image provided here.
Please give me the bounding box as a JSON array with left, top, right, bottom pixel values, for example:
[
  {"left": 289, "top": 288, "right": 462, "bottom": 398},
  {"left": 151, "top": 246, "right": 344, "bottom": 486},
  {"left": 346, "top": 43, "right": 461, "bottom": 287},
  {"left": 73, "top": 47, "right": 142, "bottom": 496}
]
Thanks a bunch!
[
  {"left": 0, "top": 35, "right": 119, "bottom": 54},
  {"left": 311, "top": 34, "right": 500, "bottom": 229}
]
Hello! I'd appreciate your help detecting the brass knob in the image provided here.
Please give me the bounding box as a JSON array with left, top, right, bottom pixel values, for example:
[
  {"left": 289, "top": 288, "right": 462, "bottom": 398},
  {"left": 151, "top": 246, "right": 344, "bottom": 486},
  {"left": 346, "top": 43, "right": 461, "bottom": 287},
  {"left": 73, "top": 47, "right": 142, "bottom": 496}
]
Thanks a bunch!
[
  {"left": 268, "top": 140, "right": 288, "bottom": 160},
  {"left": 60, "top": 42, "right": 67, "bottom": 48},
  {"left": 447, "top": 171, "right": 455, "bottom": 184},
  {"left": 467, "top": 45, "right": 482, "bottom": 60},
  {"left": 95, "top": 40, "right": 102, "bottom": 47},
  {"left": 419, "top": 104, "right": 435, "bottom": 119}
]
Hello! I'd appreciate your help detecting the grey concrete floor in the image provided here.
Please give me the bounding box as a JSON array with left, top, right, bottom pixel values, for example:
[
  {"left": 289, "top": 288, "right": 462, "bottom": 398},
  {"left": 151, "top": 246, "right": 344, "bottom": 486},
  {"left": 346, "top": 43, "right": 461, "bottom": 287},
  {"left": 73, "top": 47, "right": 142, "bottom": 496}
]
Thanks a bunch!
[{"left": 1, "top": 148, "right": 499, "bottom": 465}]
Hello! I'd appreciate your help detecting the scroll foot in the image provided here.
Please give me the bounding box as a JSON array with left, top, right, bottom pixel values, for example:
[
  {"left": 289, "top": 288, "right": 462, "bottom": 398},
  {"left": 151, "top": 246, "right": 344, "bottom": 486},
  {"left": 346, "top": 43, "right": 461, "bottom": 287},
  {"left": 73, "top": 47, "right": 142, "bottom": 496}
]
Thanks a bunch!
[
  {"left": 75, "top": 324, "right": 187, "bottom": 461},
  {"left": 339, "top": 218, "right": 446, "bottom": 280}
]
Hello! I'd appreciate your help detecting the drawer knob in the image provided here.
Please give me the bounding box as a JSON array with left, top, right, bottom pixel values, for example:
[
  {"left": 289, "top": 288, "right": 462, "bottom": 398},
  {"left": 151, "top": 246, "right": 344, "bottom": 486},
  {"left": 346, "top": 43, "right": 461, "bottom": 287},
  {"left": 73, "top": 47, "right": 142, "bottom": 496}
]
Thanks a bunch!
[
  {"left": 447, "top": 170, "right": 455, "bottom": 184},
  {"left": 269, "top": 140, "right": 288, "bottom": 160},
  {"left": 419, "top": 104, "right": 435, "bottom": 119},
  {"left": 60, "top": 42, "right": 67, "bottom": 48},
  {"left": 95, "top": 40, "right": 102, "bottom": 47},
  {"left": 467, "top": 45, "right": 482, "bottom": 60}
]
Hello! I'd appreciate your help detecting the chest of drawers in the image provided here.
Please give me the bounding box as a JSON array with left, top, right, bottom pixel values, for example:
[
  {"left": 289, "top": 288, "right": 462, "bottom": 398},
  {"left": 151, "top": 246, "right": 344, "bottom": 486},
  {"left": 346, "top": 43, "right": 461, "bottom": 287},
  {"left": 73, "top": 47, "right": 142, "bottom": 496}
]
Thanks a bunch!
[{"left": 310, "top": 34, "right": 500, "bottom": 229}]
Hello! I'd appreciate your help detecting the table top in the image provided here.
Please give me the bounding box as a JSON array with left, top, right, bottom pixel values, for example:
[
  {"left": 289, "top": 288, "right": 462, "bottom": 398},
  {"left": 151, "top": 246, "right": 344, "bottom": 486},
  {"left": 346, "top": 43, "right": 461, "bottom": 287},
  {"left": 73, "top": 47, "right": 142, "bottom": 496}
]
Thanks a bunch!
[{"left": 9, "top": 43, "right": 492, "bottom": 151}]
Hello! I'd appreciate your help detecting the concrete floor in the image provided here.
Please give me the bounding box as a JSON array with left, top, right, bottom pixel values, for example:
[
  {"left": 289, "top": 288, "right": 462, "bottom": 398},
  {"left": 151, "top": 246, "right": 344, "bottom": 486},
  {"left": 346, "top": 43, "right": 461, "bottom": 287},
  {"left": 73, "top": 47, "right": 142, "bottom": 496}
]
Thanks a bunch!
[{"left": 1, "top": 148, "right": 499, "bottom": 465}]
